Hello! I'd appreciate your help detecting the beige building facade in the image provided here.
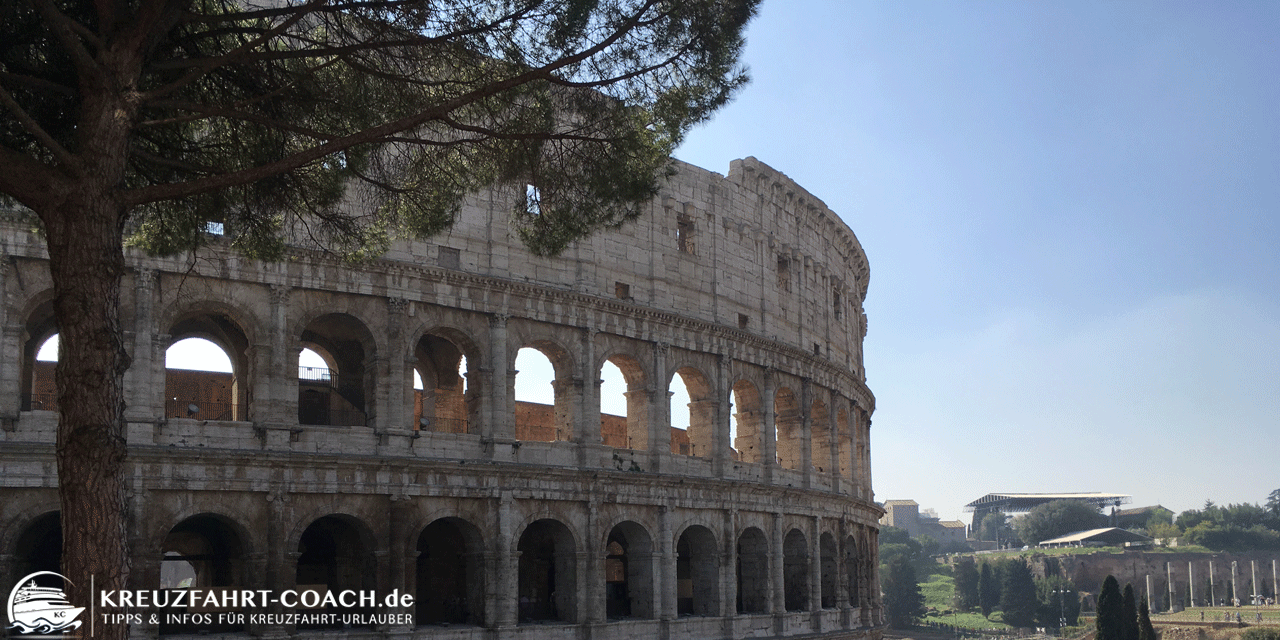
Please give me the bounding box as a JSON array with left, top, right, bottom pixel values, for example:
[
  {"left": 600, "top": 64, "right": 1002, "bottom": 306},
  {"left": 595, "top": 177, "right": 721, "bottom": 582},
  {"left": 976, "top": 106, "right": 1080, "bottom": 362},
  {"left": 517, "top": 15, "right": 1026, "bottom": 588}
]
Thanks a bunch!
[{"left": 0, "top": 157, "right": 883, "bottom": 639}]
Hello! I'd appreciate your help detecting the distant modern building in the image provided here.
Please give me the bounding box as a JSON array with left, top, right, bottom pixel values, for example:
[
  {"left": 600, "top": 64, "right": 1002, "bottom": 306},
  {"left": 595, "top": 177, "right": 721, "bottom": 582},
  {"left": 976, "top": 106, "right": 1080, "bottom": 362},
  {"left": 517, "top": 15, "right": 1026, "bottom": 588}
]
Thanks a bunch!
[
  {"left": 965, "top": 492, "right": 1131, "bottom": 529},
  {"left": 1037, "top": 527, "right": 1153, "bottom": 549},
  {"left": 880, "top": 500, "right": 967, "bottom": 546}
]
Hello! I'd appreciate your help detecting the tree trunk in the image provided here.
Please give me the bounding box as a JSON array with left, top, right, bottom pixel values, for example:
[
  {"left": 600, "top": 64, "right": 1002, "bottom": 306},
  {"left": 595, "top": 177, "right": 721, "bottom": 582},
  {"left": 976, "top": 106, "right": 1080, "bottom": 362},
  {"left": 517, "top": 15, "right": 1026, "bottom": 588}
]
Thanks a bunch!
[{"left": 44, "top": 183, "right": 132, "bottom": 640}]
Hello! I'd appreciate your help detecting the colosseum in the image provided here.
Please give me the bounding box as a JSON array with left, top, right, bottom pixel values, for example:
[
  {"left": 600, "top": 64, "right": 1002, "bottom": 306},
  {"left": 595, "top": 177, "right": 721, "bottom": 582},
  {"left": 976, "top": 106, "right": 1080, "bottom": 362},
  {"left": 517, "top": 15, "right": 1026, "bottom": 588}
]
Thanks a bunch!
[{"left": 0, "top": 156, "right": 883, "bottom": 639}]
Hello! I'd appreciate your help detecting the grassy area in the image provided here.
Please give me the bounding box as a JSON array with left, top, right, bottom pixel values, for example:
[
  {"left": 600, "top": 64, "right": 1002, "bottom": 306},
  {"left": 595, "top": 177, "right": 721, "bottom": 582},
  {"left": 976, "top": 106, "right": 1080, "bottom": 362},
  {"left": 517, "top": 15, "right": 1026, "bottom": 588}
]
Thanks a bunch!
[{"left": 918, "top": 573, "right": 1012, "bottom": 631}]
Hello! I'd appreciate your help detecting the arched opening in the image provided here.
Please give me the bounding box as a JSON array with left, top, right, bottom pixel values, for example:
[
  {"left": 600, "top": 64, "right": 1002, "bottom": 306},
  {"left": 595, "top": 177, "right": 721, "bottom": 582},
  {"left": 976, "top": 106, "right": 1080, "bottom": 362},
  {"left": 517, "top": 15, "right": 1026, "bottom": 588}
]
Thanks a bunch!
[
  {"left": 731, "top": 380, "right": 763, "bottom": 463},
  {"left": 159, "top": 514, "right": 247, "bottom": 634},
  {"left": 811, "top": 398, "right": 831, "bottom": 473},
  {"left": 517, "top": 519, "right": 577, "bottom": 623},
  {"left": 413, "top": 331, "right": 475, "bottom": 434},
  {"left": 837, "top": 408, "right": 853, "bottom": 480},
  {"left": 514, "top": 345, "right": 573, "bottom": 442},
  {"left": 676, "top": 525, "right": 719, "bottom": 617},
  {"left": 736, "top": 527, "right": 769, "bottom": 614},
  {"left": 165, "top": 337, "right": 237, "bottom": 420},
  {"left": 783, "top": 528, "right": 808, "bottom": 612},
  {"left": 18, "top": 298, "right": 58, "bottom": 412},
  {"left": 6, "top": 512, "right": 62, "bottom": 613},
  {"left": 295, "top": 515, "right": 376, "bottom": 628},
  {"left": 600, "top": 355, "right": 648, "bottom": 450},
  {"left": 298, "top": 313, "right": 375, "bottom": 426},
  {"left": 775, "top": 387, "right": 803, "bottom": 470},
  {"left": 11, "top": 512, "right": 61, "bottom": 579},
  {"left": 166, "top": 312, "right": 251, "bottom": 421},
  {"left": 604, "top": 521, "right": 654, "bottom": 619},
  {"left": 844, "top": 534, "right": 861, "bottom": 609},
  {"left": 669, "top": 367, "right": 713, "bottom": 458},
  {"left": 416, "top": 517, "right": 484, "bottom": 626},
  {"left": 24, "top": 333, "right": 58, "bottom": 411},
  {"left": 820, "top": 533, "right": 837, "bottom": 609}
]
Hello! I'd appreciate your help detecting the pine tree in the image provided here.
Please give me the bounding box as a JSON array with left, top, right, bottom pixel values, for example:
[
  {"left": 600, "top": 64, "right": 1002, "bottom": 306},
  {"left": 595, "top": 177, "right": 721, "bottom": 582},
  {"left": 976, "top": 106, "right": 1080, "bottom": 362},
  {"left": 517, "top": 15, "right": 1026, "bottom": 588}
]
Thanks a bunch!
[
  {"left": 1097, "top": 576, "right": 1124, "bottom": 640},
  {"left": 1000, "top": 559, "right": 1038, "bottom": 628},
  {"left": 1138, "top": 596, "right": 1158, "bottom": 640},
  {"left": 1122, "top": 584, "right": 1140, "bottom": 640}
]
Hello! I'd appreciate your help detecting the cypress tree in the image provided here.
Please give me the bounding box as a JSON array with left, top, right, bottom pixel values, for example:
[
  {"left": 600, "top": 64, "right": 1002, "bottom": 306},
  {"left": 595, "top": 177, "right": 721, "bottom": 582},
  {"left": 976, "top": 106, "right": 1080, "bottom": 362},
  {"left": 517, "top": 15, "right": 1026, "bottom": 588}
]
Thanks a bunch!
[
  {"left": 955, "top": 558, "right": 981, "bottom": 611},
  {"left": 1097, "top": 576, "right": 1124, "bottom": 640},
  {"left": 1000, "top": 559, "right": 1039, "bottom": 629},
  {"left": 979, "top": 562, "right": 1000, "bottom": 618},
  {"left": 1122, "top": 584, "right": 1140, "bottom": 640},
  {"left": 1138, "top": 596, "right": 1158, "bottom": 640}
]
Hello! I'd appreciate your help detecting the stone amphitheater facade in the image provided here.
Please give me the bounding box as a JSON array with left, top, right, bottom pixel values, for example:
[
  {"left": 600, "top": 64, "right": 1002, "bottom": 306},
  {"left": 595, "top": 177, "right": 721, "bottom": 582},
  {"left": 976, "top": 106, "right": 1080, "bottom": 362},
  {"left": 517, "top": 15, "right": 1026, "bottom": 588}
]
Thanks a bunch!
[{"left": 0, "top": 157, "right": 884, "bottom": 639}]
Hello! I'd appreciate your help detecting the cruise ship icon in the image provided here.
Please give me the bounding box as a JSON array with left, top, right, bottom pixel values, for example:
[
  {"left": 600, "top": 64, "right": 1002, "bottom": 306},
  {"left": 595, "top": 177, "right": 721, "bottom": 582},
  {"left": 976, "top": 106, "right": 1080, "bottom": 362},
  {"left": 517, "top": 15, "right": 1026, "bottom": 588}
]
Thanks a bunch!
[{"left": 7, "top": 575, "right": 84, "bottom": 635}]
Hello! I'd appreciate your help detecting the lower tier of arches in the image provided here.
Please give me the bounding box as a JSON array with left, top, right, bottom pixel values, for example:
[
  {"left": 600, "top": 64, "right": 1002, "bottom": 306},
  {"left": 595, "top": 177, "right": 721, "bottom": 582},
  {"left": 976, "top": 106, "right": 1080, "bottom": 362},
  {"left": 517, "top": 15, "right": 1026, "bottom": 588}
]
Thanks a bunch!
[{"left": 1, "top": 444, "right": 885, "bottom": 639}]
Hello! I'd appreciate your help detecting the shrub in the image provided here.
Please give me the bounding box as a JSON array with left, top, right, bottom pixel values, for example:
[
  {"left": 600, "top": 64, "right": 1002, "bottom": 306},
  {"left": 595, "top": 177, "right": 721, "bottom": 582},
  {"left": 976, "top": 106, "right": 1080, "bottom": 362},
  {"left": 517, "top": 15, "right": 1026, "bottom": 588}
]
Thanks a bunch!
[{"left": 1242, "top": 628, "right": 1280, "bottom": 640}]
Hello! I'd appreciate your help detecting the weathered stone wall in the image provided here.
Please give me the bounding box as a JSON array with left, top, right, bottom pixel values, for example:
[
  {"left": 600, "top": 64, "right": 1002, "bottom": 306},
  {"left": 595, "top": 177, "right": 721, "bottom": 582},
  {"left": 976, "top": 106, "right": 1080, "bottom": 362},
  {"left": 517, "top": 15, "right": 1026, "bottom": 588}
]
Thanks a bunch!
[
  {"left": 0, "top": 157, "right": 883, "bottom": 640},
  {"left": 1032, "top": 551, "right": 1280, "bottom": 610}
]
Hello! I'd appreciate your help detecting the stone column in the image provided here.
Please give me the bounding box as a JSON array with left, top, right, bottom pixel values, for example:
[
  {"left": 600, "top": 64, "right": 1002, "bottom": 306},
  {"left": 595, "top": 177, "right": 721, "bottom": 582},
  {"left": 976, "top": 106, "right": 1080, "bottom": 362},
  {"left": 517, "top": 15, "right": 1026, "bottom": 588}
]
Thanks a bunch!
[
  {"left": 830, "top": 394, "right": 842, "bottom": 487},
  {"left": 649, "top": 342, "right": 671, "bottom": 470},
  {"left": 723, "top": 510, "right": 738, "bottom": 619},
  {"left": 800, "top": 378, "right": 813, "bottom": 488},
  {"left": 1189, "top": 562, "right": 1195, "bottom": 607},
  {"left": 762, "top": 368, "right": 777, "bottom": 483},
  {"left": 493, "top": 491, "right": 517, "bottom": 628},
  {"left": 577, "top": 328, "right": 603, "bottom": 468},
  {"left": 836, "top": 520, "right": 851, "bottom": 627},
  {"left": 1167, "top": 562, "right": 1174, "bottom": 611},
  {"left": 382, "top": 298, "right": 409, "bottom": 430},
  {"left": 148, "top": 333, "right": 170, "bottom": 419},
  {"left": 485, "top": 314, "right": 513, "bottom": 456},
  {"left": 713, "top": 354, "right": 732, "bottom": 477},
  {"left": 771, "top": 512, "right": 785, "bottom": 617},
  {"left": 1209, "top": 561, "right": 1216, "bottom": 607},
  {"left": 810, "top": 516, "right": 822, "bottom": 619},
  {"left": 125, "top": 268, "right": 159, "bottom": 422},
  {"left": 268, "top": 284, "right": 293, "bottom": 426},
  {"left": 261, "top": 489, "right": 293, "bottom": 638},
  {"left": 659, "top": 505, "right": 675, "bottom": 622},
  {"left": 0, "top": 322, "right": 20, "bottom": 422},
  {"left": 584, "top": 500, "right": 605, "bottom": 624},
  {"left": 388, "top": 496, "right": 414, "bottom": 627},
  {"left": 0, "top": 259, "right": 15, "bottom": 422}
]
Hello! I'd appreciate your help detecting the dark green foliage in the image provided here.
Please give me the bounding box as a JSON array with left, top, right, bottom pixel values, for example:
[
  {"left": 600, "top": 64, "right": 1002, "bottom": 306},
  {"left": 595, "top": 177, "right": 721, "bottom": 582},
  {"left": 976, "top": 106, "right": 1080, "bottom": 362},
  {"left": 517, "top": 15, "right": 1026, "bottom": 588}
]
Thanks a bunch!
[
  {"left": 1013, "top": 500, "right": 1108, "bottom": 546},
  {"left": 979, "top": 562, "right": 1000, "bottom": 618},
  {"left": 1097, "top": 576, "right": 1124, "bottom": 640},
  {"left": 882, "top": 555, "right": 926, "bottom": 629},
  {"left": 1138, "top": 597, "right": 1157, "bottom": 640},
  {"left": 1243, "top": 628, "right": 1280, "bottom": 640},
  {"left": 978, "top": 511, "right": 1017, "bottom": 544},
  {"left": 998, "top": 559, "right": 1037, "bottom": 629},
  {"left": 2, "top": 0, "right": 760, "bottom": 259},
  {"left": 1035, "top": 575, "right": 1079, "bottom": 629},
  {"left": 954, "top": 558, "right": 980, "bottom": 612},
  {"left": 1121, "top": 584, "right": 1139, "bottom": 640}
]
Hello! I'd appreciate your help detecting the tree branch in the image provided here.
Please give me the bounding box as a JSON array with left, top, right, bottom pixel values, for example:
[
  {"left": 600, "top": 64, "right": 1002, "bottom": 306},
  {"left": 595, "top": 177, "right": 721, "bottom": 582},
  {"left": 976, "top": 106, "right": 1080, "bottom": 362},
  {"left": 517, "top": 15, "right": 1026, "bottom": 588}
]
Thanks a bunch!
[
  {"left": 0, "top": 82, "right": 82, "bottom": 173},
  {"left": 26, "top": 0, "right": 101, "bottom": 77}
]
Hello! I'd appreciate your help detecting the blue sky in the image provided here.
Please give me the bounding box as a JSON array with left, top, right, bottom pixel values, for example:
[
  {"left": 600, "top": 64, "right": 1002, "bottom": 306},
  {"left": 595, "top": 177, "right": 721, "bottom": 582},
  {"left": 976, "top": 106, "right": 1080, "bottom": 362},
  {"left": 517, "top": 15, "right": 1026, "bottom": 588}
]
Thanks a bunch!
[
  {"left": 42, "top": 2, "right": 1275, "bottom": 526},
  {"left": 674, "top": 1, "right": 1280, "bottom": 524}
]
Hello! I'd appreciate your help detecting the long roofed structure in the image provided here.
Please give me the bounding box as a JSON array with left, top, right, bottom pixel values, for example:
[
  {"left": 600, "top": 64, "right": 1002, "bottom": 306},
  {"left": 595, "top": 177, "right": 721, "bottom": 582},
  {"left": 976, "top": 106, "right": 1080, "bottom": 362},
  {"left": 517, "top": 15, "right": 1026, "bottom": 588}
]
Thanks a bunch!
[{"left": 965, "top": 492, "right": 1131, "bottom": 528}]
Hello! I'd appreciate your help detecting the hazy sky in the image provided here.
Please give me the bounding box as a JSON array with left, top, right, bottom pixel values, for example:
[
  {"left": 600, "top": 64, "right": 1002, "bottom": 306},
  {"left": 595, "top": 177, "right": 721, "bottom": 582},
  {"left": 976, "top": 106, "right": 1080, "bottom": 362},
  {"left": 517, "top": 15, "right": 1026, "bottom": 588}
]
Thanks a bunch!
[{"left": 675, "top": 1, "right": 1280, "bottom": 524}]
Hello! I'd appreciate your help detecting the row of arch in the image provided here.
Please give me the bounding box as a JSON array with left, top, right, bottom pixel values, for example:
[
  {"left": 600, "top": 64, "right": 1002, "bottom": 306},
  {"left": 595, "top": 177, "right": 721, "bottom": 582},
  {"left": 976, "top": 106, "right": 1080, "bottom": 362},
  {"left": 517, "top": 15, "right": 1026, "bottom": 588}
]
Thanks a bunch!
[
  {"left": 6, "top": 508, "right": 880, "bottom": 632},
  {"left": 12, "top": 284, "right": 872, "bottom": 480}
]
